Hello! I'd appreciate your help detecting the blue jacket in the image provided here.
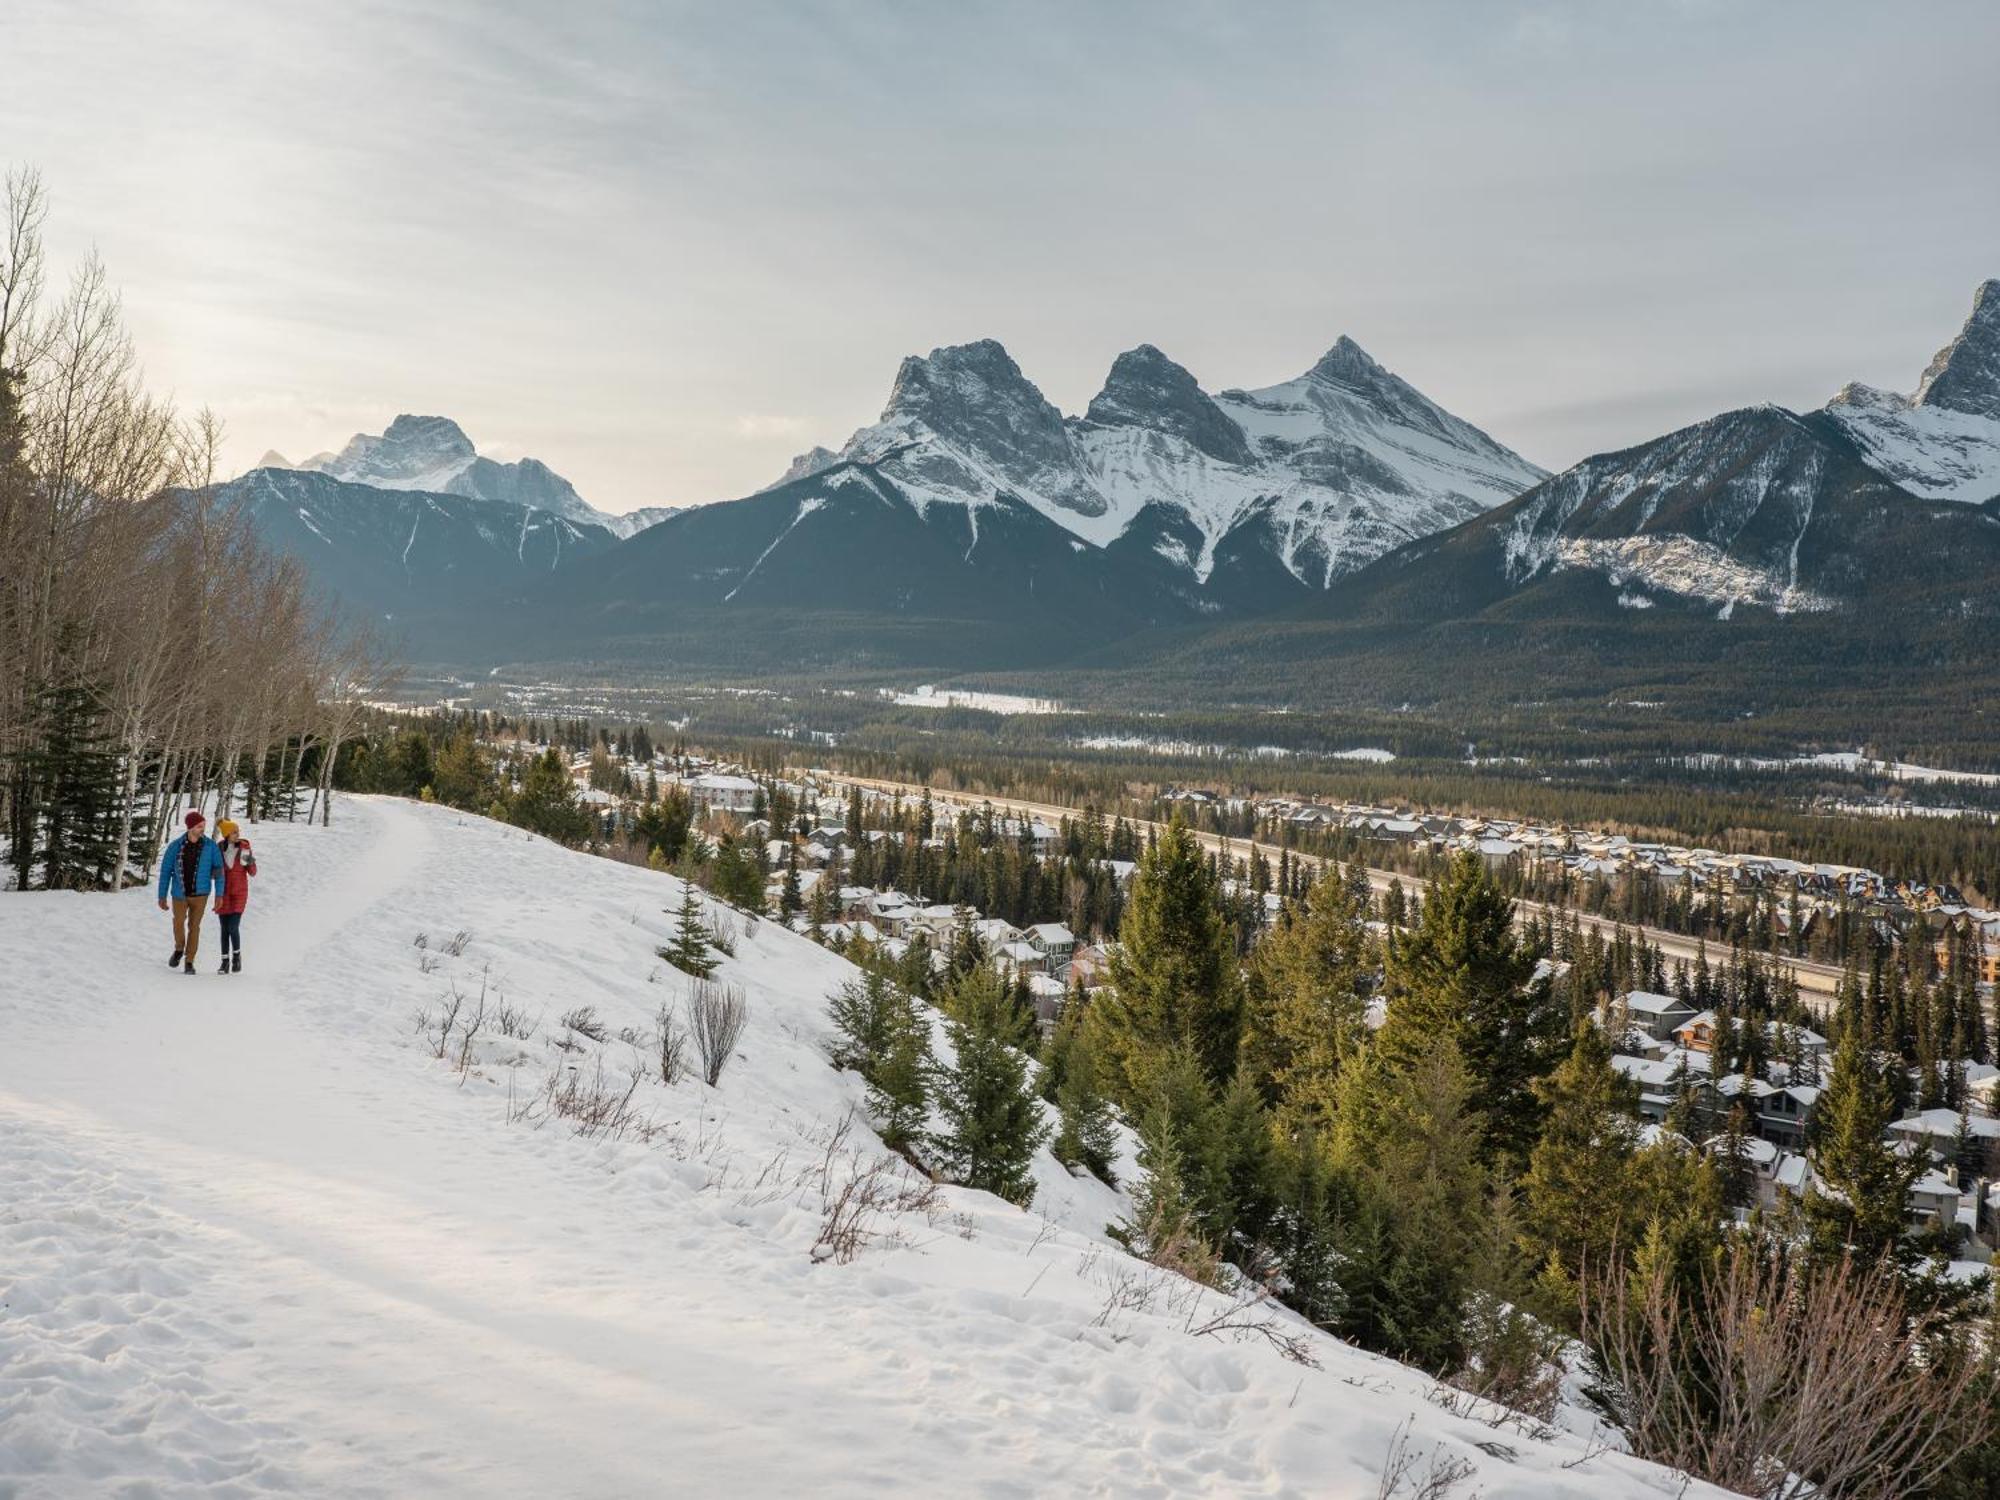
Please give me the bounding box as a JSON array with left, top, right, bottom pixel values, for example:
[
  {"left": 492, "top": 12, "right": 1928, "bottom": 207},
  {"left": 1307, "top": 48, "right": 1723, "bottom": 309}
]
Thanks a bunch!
[{"left": 158, "top": 833, "right": 225, "bottom": 900}]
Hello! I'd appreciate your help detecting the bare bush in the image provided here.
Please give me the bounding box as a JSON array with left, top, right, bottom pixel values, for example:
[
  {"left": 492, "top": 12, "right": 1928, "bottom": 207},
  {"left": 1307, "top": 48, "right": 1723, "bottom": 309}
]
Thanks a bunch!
[
  {"left": 1374, "top": 1417, "right": 1477, "bottom": 1500},
  {"left": 655, "top": 1001, "right": 688, "bottom": 1086},
  {"left": 559, "top": 1005, "right": 609, "bottom": 1044},
  {"left": 428, "top": 983, "right": 466, "bottom": 1059},
  {"left": 1184, "top": 1288, "right": 1320, "bottom": 1368},
  {"left": 494, "top": 999, "right": 539, "bottom": 1041},
  {"left": 522, "top": 1056, "right": 654, "bottom": 1141},
  {"left": 442, "top": 928, "right": 473, "bottom": 957},
  {"left": 1581, "top": 1241, "right": 1992, "bottom": 1500},
  {"left": 706, "top": 907, "right": 739, "bottom": 956},
  {"left": 803, "top": 1113, "right": 943, "bottom": 1265},
  {"left": 688, "top": 978, "right": 748, "bottom": 1086}
]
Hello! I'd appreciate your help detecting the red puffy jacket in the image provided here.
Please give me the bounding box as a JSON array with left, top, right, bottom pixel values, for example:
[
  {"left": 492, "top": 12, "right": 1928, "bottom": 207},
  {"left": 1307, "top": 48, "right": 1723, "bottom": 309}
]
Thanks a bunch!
[{"left": 214, "top": 838, "right": 256, "bottom": 915}]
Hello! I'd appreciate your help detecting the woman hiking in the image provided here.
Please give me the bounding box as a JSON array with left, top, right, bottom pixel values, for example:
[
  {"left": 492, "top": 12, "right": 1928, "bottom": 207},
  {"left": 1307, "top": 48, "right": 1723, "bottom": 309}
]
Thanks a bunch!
[
  {"left": 157, "top": 810, "right": 224, "bottom": 975},
  {"left": 212, "top": 818, "right": 256, "bottom": 973}
]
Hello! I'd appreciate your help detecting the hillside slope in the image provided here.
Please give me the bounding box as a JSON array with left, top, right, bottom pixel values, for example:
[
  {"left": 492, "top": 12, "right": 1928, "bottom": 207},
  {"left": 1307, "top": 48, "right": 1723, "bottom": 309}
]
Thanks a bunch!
[{"left": 0, "top": 799, "right": 1724, "bottom": 1498}]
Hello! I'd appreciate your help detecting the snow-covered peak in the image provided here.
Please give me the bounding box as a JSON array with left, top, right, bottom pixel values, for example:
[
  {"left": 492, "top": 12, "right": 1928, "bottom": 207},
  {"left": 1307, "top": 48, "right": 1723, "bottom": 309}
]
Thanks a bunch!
[
  {"left": 1084, "top": 345, "right": 1253, "bottom": 466},
  {"left": 1824, "top": 281, "right": 2000, "bottom": 503},
  {"left": 285, "top": 414, "right": 677, "bottom": 537},
  {"left": 1915, "top": 278, "right": 2000, "bottom": 420},
  {"left": 812, "top": 333, "right": 1541, "bottom": 590},
  {"left": 254, "top": 448, "right": 294, "bottom": 471},
  {"left": 861, "top": 340, "right": 1106, "bottom": 520}
]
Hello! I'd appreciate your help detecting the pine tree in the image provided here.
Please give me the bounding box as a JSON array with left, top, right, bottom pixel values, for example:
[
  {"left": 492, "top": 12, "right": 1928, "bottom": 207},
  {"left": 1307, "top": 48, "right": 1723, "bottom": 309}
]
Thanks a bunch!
[
  {"left": 1714, "top": 1102, "right": 1758, "bottom": 1212},
  {"left": 1089, "top": 817, "right": 1242, "bottom": 1102},
  {"left": 661, "top": 884, "right": 718, "bottom": 978},
  {"left": 15, "top": 631, "right": 125, "bottom": 890},
  {"left": 1117, "top": 1101, "right": 1215, "bottom": 1281},
  {"left": 1378, "top": 852, "right": 1562, "bottom": 1168},
  {"left": 1239, "top": 869, "right": 1371, "bottom": 1130},
  {"left": 931, "top": 1003, "right": 1048, "bottom": 1206},
  {"left": 1325, "top": 1036, "right": 1492, "bottom": 1373},
  {"left": 780, "top": 844, "right": 803, "bottom": 916},
  {"left": 828, "top": 969, "right": 899, "bottom": 1074},
  {"left": 943, "top": 962, "right": 1036, "bottom": 1053},
  {"left": 1803, "top": 1034, "right": 1926, "bottom": 1271},
  {"left": 1518, "top": 1022, "right": 1643, "bottom": 1281},
  {"left": 510, "top": 747, "right": 591, "bottom": 845},
  {"left": 1051, "top": 1028, "right": 1120, "bottom": 1186}
]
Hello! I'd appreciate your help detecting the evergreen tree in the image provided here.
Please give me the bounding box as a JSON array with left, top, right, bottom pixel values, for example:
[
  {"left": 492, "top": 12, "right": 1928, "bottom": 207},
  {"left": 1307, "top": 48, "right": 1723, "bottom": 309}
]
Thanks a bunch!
[
  {"left": 1051, "top": 1027, "right": 1120, "bottom": 1186},
  {"left": 510, "top": 747, "right": 591, "bottom": 845},
  {"left": 1239, "top": 869, "right": 1371, "bottom": 1130},
  {"left": 931, "top": 1001, "right": 1048, "bottom": 1206},
  {"left": 15, "top": 631, "right": 124, "bottom": 890},
  {"left": 1325, "top": 1036, "right": 1492, "bottom": 1373},
  {"left": 1714, "top": 1102, "right": 1758, "bottom": 1212},
  {"left": 943, "top": 962, "right": 1036, "bottom": 1053},
  {"left": 1518, "top": 1022, "right": 1643, "bottom": 1282},
  {"left": 1803, "top": 1034, "right": 1926, "bottom": 1271},
  {"left": 1090, "top": 817, "right": 1241, "bottom": 1101},
  {"left": 779, "top": 844, "right": 803, "bottom": 916},
  {"left": 1378, "top": 852, "right": 1562, "bottom": 1168},
  {"left": 661, "top": 884, "right": 718, "bottom": 979}
]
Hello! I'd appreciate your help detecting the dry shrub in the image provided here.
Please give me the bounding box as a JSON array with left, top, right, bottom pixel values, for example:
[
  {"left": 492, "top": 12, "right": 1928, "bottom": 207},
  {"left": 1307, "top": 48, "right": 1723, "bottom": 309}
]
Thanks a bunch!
[
  {"left": 1581, "top": 1239, "right": 1992, "bottom": 1500},
  {"left": 688, "top": 978, "right": 748, "bottom": 1086}
]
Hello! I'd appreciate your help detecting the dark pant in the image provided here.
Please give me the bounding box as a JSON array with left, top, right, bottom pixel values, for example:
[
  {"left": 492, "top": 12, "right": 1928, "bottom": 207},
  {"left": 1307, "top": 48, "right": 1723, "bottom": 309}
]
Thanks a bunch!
[{"left": 217, "top": 911, "right": 243, "bottom": 955}]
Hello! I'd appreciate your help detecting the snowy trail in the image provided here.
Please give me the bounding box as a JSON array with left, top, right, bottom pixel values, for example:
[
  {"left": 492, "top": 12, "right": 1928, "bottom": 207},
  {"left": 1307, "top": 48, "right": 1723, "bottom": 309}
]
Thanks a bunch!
[
  {"left": 1, "top": 797, "right": 1726, "bottom": 1499},
  {"left": 0, "top": 802, "right": 983, "bottom": 1496}
]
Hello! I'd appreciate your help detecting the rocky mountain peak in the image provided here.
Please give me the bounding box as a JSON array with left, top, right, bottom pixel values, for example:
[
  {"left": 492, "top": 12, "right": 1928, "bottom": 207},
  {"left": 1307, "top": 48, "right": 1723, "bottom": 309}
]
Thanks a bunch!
[
  {"left": 1914, "top": 278, "right": 2000, "bottom": 419},
  {"left": 879, "top": 339, "right": 1085, "bottom": 492},
  {"left": 380, "top": 413, "right": 476, "bottom": 456},
  {"left": 1308, "top": 335, "right": 1387, "bottom": 387},
  {"left": 1084, "top": 345, "right": 1252, "bottom": 465}
]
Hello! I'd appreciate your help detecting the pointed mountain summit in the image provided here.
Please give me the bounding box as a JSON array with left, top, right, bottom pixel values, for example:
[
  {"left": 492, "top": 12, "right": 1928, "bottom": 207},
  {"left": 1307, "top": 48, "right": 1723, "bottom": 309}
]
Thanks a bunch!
[
  {"left": 1084, "top": 345, "right": 1252, "bottom": 465},
  {"left": 1825, "top": 279, "right": 2000, "bottom": 503},
  {"left": 1306, "top": 334, "right": 1387, "bottom": 386},
  {"left": 1915, "top": 278, "right": 2000, "bottom": 420}
]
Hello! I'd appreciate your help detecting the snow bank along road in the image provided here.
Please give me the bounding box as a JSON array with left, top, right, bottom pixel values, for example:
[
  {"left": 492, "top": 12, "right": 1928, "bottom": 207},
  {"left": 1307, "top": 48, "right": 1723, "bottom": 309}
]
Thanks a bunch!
[
  {"left": 829, "top": 772, "right": 1846, "bottom": 1002},
  {"left": 0, "top": 797, "right": 1726, "bottom": 1498}
]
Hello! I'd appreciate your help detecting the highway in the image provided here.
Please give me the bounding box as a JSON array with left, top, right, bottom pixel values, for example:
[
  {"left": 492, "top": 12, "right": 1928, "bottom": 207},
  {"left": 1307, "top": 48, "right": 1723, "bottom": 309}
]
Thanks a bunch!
[{"left": 822, "top": 771, "right": 1846, "bottom": 1004}]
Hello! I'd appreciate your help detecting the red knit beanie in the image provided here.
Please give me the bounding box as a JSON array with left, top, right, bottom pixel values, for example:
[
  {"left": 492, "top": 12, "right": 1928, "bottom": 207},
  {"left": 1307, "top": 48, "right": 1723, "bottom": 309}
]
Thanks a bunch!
[{"left": 184, "top": 810, "right": 206, "bottom": 829}]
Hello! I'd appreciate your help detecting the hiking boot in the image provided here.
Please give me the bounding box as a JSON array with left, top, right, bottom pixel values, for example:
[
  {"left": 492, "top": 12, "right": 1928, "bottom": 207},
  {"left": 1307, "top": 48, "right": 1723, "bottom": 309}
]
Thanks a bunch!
[
  {"left": 183, "top": 962, "right": 196, "bottom": 975},
  {"left": 219, "top": 956, "right": 231, "bottom": 974},
  {"left": 232, "top": 953, "right": 242, "bottom": 973},
  {"left": 168, "top": 949, "right": 183, "bottom": 967}
]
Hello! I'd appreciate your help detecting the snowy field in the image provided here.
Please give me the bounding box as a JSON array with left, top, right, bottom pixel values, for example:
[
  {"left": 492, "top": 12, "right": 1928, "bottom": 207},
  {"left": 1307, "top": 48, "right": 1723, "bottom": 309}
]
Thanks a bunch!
[{"left": 0, "top": 797, "right": 1723, "bottom": 1498}]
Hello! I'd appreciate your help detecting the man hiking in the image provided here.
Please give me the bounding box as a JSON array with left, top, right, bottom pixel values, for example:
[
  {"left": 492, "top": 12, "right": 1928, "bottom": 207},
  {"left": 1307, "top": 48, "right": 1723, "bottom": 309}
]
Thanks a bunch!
[{"left": 158, "top": 810, "right": 224, "bottom": 975}]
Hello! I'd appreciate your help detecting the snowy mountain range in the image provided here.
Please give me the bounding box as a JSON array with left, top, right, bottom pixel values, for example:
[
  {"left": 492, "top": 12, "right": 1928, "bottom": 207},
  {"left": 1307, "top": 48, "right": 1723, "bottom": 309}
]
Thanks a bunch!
[
  {"left": 1329, "top": 279, "right": 2000, "bottom": 622},
  {"left": 217, "top": 466, "right": 616, "bottom": 619},
  {"left": 261, "top": 414, "right": 676, "bottom": 539},
  {"left": 773, "top": 334, "right": 1545, "bottom": 597}
]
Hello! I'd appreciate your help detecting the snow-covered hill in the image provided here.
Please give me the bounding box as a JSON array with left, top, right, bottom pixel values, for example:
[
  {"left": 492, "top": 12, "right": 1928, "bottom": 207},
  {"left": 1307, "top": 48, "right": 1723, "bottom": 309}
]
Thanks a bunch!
[
  {"left": 269, "top": 414, "right": 675, "bottom": 538},
  {"left": 0, "top": 799, "right": 1725, "bottom": 1498},
  {"left": 782, "top": 335, "right": 1544, "bottom": 597}
]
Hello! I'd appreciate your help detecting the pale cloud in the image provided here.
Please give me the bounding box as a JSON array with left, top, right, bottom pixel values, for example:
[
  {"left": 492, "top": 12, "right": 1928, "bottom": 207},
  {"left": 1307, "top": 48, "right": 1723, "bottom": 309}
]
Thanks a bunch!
[{"left": 3, "top": 0, "right": 1996, "bottom": 514}]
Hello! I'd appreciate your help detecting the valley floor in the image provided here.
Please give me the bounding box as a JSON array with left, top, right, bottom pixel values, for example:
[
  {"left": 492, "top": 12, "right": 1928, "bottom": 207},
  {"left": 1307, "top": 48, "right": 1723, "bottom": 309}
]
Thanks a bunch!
[{"left": 1, "top": 798, "right": 1720, "bottom": 1498}]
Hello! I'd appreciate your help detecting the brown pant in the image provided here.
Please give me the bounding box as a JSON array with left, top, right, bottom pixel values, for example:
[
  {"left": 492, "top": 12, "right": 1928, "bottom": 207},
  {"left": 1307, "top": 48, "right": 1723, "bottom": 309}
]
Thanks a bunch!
[{"left": 173, "top": 896, "right": 209, "bottom": 962}]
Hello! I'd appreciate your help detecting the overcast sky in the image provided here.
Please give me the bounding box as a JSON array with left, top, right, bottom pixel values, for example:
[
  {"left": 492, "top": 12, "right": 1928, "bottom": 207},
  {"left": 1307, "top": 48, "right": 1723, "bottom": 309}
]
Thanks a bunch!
[{"left": 6, "top": 1, "right": 1998, "bottom": 514}]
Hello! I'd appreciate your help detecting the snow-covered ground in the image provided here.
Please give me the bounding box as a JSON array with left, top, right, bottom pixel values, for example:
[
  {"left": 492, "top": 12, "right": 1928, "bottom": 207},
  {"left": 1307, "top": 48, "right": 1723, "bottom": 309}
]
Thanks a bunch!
[{"left": 1, "top": 798, "right": 1723, "bottom": 1498}]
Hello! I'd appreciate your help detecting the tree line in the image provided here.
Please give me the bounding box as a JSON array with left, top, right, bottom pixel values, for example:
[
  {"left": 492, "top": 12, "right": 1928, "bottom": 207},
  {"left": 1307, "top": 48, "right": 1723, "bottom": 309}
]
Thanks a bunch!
[{"left": 0, "top": 168, "right": 388, "bottom": 891}]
